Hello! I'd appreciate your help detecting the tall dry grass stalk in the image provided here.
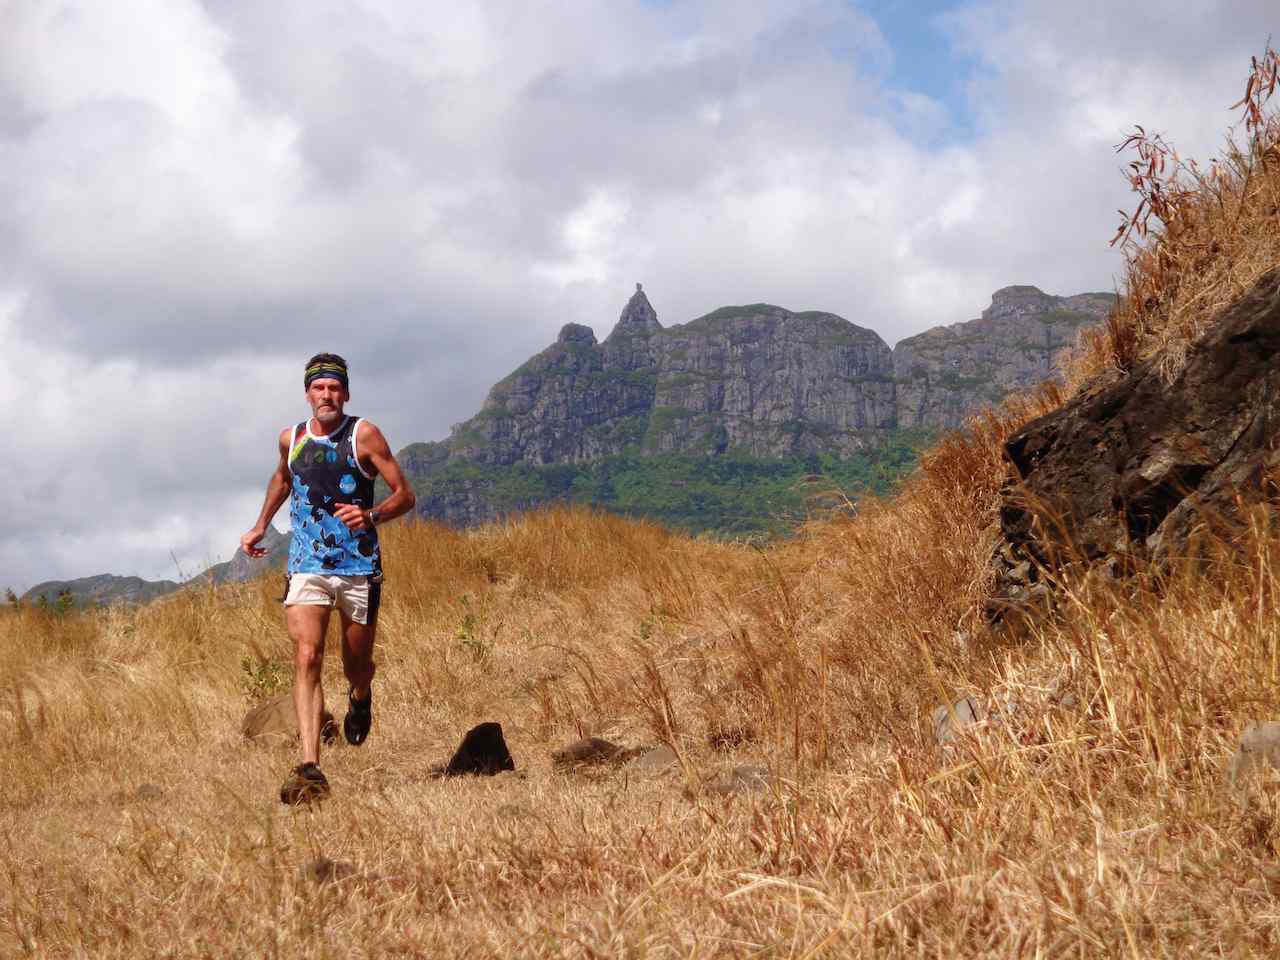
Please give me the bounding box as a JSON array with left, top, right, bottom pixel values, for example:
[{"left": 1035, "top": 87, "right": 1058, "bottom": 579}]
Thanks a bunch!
[
  {"left": 7, "top": 47, "right": 1280, "bottom": 959},
  {"left": 1065, "top": 44, "right": 1280, "bottom": 389}
]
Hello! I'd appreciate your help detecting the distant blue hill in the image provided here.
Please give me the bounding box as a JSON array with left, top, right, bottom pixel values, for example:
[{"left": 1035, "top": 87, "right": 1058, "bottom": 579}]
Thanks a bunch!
[{"left": 20, "top": 525, "right": 290, "bottom": 608}]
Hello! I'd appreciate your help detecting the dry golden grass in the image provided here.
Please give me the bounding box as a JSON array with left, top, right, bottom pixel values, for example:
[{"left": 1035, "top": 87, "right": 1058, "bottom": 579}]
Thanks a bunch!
[
  {"left": 6, "top": 446, "right": 1280, "bottom": 956},
  {"left": 1064, "top": 46, "right": 1280, "bottom": 390},
  {"left": 8, "top": 47, "right": 1280, "bottom": 960}
]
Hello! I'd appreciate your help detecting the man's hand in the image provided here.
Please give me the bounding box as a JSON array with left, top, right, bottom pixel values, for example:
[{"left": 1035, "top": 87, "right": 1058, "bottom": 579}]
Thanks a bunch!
[
  {"left": 242, "top": 428, "right": 292, "bottom": 560},
  {"left": 333, "top": 503, "right": 372, "bottom": 532},
  {"left": 240, "top": 527, "right": 268, "bottom": 558}
]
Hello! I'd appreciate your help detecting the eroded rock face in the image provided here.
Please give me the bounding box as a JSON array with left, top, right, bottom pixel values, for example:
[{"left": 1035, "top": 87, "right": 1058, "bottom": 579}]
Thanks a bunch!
[
  {"left": 455, "top": 291, "right": 897, "bottom": 467},
  {"left": 894, "top": 288, "right": 1113, "bottom": 430},
  {"left": 403, "top": 283, "right": 1115, "bottom": 528},
  {"left": 989, "top": 268, "right": 1280, "bottom": 618}
]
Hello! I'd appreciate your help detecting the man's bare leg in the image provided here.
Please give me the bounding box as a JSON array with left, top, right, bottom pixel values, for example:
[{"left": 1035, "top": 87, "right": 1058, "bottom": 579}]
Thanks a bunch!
[
  {"left": 339, "top": 611, "right": 376, "bottom": 745},
  {"left": 339, "top": 612, "right": 376, "bottom": 700},
  {"left": 288, "top": 604, "right": 331, "bottom": 766}
]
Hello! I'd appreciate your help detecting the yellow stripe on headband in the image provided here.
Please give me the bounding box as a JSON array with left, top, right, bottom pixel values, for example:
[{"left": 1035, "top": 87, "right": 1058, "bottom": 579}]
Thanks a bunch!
[{"left": 305, "top": 362, "right": 349, "bottom": 387}]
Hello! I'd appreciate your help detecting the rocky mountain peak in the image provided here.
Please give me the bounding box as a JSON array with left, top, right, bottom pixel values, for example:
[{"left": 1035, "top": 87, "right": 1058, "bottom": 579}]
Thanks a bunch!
[
  {"left": 557, "top": 322, "right": 597, "bottom": 346},
  {"left": 607, "top": 283, "right": 662, "bottom": 339},
  {"left": 984, "top": 285, "right": 1056, "bottom": 321},
  {"left": 396, "top": 281, "right": 1116, "bottom": 526}
]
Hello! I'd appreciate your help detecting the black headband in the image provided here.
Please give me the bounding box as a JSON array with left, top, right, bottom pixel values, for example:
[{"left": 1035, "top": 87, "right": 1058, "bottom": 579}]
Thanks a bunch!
[{"left": 304, "top": 360, "right": 348, "bottom": 390}]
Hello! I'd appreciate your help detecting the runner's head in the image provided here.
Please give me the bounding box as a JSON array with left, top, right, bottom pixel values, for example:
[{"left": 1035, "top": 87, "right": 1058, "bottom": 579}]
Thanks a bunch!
[{"left": 304, "top": 353, "right": 349, "bottom": 425}]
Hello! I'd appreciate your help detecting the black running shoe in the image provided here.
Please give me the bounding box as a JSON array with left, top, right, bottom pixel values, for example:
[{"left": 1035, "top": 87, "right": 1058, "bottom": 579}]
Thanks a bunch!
[
  {"left": 344, "top": 688, "right": 372, "bottom": 746},
  {"left": 280, "top": 762, "right": 330, "bottom": 805}
]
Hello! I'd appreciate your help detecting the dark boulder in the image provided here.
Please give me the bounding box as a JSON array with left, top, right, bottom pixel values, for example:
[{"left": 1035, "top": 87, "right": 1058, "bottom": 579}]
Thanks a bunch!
[
  {"left": 443, "top": 722, "right": 516, "bottom": 776},
  {"left": 989, "top": 268, "right": 1280, "bottom": 618}
]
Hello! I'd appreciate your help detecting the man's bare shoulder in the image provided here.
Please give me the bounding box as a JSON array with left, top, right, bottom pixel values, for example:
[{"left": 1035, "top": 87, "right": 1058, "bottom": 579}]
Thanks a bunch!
[{"left": 356, "top": 420, "right": 394, "bottom": 454}]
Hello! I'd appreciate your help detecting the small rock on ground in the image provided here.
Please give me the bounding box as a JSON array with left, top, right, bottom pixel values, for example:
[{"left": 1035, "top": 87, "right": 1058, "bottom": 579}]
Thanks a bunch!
[
  {"left": 299, "top": 857, "right": 357, "bottom": 884},
  {"left": 241, "top": 693, "right": 336, "bottom": 744},
  {"left": 932, "top": 696, "right": 983, "bottom": 746},
  {"left": 552, "top": 737, "right": 635, "bottom": 768},
  {"left": 690, "top": 765, "right": 771, "bottom": 799},
  {"left": 1228, "top": 721, "right": 1280, "bottom": 792},
  {"left": 629, "top": 744, "right": 678, "bottom": 777}
]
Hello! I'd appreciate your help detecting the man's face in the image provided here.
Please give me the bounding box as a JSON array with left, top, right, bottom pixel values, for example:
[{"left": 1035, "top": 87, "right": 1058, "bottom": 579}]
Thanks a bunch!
[{"left": 306, "top": 377, "right": 349, "bottom": 425}]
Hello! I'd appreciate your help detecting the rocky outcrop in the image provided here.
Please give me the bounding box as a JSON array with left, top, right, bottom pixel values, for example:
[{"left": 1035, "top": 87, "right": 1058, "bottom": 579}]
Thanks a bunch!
[
  {"left": 649, "top": 303, "right": 896, "bottom": 457},
  {"left": 403, "top": 283, "right": 1113, "bottom": 527},
  {"left": 402, "top": 286, "right": 1113, "bottom": 524},
  {"left": 988, "top": 267, "right": 1280, "bottom": 617},
  {"left": 894, "top": 287, "right": 1114, "bottom": 430},
  {"left": 449, "top": 285, "right": 898, "bottom": 466}
]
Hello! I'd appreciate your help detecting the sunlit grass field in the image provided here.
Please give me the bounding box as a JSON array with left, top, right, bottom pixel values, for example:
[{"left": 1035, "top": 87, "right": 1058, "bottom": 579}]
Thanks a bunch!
[
  {"left": 6, "top": 46, "right": 1280, "bottom": 960},
  {"left": 6, "top": 426, "right": 1280, "bottom": 956}
]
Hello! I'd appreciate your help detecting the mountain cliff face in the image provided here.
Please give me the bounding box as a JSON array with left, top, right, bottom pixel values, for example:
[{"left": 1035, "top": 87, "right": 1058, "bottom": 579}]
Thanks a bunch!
[
  {"left": 893, "top": 287, "right": 1115, "bottom": 429},
  {"left": 400, "top": 283, "right": 1114, "bottom": 527},
  {"left": 443, "top": 285, "right": 899, "bottom": 466}
]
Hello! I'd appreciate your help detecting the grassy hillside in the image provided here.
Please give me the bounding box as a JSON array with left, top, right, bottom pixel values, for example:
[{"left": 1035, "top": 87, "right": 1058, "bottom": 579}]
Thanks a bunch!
[{"left": 5, "top": 49, "right": 1280, "bottom": 957}]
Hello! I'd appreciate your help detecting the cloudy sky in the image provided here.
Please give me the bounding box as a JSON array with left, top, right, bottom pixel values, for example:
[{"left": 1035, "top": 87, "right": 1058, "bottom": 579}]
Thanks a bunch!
[{"left": 1, "top": 0, "right": 1271, "bottom": 593}]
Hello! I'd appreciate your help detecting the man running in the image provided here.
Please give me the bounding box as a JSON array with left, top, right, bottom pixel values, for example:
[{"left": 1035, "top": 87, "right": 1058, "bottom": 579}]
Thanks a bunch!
[{"left": 240, "top": 353, "right": 416, "bottom": 804}]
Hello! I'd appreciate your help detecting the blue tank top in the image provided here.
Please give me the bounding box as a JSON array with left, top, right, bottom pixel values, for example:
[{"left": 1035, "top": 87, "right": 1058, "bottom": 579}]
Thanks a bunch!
[{"left": 286, "top": 416, "right": 381, "bottom": 575}]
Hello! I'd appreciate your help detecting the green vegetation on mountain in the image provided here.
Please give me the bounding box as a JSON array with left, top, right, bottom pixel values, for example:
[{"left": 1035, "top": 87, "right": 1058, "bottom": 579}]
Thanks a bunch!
[{"left": 403, "top": 429, "right": 933, "bottom": 538}]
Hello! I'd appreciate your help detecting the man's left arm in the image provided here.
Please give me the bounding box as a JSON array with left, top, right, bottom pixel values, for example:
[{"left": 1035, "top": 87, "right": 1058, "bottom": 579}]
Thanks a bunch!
[{"left": 333, "top": 423, "right": 417, "bottom": 532}]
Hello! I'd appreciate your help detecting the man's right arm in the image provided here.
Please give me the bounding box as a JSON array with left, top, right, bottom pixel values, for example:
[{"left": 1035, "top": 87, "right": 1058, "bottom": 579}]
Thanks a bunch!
[{"left": 240, "top": 428, "right": 292, "bottom": 558}]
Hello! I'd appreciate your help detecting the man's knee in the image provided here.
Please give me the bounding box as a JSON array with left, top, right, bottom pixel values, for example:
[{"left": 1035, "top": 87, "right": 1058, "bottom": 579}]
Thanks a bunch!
[{"left": 295, "top": 639, "right": 324, "bottom": 675}]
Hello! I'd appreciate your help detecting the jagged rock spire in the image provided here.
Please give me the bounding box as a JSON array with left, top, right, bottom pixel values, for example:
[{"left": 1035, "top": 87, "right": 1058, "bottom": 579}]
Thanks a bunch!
[{"left": 608, "top": 282, "right": 662, "bottom": 338}]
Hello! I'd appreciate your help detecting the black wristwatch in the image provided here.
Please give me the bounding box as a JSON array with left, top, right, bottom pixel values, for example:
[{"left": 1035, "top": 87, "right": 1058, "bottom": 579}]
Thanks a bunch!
[{"left": 367, "top": 508, "right": 382, "bottom": 526}]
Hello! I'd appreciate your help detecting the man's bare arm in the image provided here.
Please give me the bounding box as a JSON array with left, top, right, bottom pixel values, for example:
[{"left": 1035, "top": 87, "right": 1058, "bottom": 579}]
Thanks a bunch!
[
  {"left": 333, "top": 422, "right": 416, "bottom": 532},
  {"left": 240, "top": 429, "right": 292, "bottom": 558}
]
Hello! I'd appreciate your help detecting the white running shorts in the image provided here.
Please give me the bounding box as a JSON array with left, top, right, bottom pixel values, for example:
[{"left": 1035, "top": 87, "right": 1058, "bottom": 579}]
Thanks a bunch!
[{"left": 283, "top": 573, "right": 382, "bottom": 626}]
